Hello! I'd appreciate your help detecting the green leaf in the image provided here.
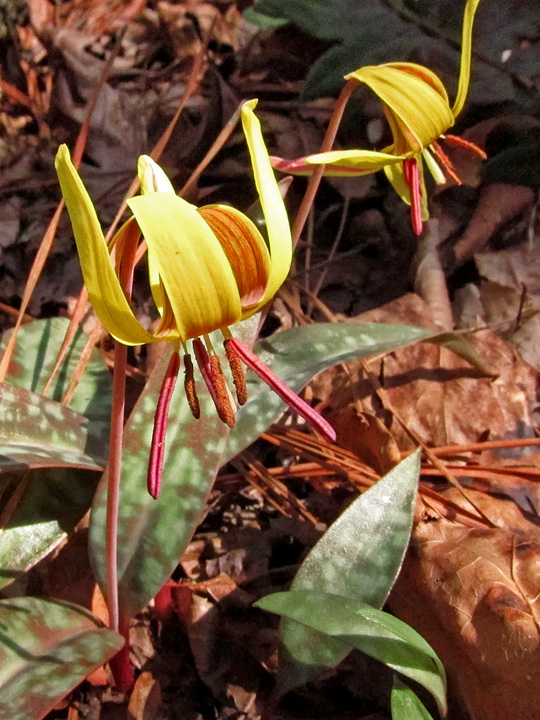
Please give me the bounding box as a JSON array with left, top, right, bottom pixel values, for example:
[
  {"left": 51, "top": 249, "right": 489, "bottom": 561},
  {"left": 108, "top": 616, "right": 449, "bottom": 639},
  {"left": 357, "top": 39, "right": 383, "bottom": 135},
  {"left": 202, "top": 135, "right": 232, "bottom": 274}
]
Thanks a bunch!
[
  {"left": 0, "top": 318, "right": 111, "bottom": 589},
  {"left": 90, "top": 321, "right": 431, "bottom": 619},
  {"left": 1, "top": 317, "right": 112, "bottom": 449},
  {"left": 391, "top": 675, "right": 435, "bottom": 720},
  {"left": 279, "top": 452, "right": 420, "bottom": 692},
  {"left": 228, "top": 323, "right": 432, "bottom": 459},
  {"left": 0, "top": 383, "right": 103, "bottom": 472},
  {"left": 0, "top": 468, "right": 99, "bottom": 589},
  {"left": 0, "top": 596, "right": 123, "bottom": 720},
  {"left": 256, "top": 591, "right": 447, "bottom": 716}
]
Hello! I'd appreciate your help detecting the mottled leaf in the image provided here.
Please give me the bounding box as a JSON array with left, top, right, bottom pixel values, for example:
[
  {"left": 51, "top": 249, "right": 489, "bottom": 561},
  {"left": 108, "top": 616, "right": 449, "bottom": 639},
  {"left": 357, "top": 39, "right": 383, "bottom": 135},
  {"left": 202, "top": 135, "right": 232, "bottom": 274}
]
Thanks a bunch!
[
  {"left": 256, "top": 591, "right": 447, "bottom": 716},
  {"left": 228, "top": 323, "right": 432, "bottom": 459},
  {"left": 90, "top": 322, "right": 430, "bottom": 619},
  {"left": 0, "top": 319, "right": 111, "bottom": 589},
  {"left": 90, "top": 321, "right": 429, "bottom": 617},
  {"left": 0, "top": 596, "right": 123, "bottom": 720},
  {"left": 278, "top": 451, "right": 420, "bottom": 693},
  {"left": 1, "top": 317, "right": 112, "bottom": 449},
  {"left": 0, "top": 384, "right": 102, "bottom": 472}
]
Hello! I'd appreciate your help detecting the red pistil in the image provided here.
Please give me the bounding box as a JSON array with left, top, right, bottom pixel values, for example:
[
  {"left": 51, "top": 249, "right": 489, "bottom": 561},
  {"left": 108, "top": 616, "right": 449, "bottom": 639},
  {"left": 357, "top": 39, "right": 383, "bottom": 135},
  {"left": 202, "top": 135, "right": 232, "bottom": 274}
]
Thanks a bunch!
[
  {"left": 193, "top": 339, "right": 235, "bottom": 428},
  {"left": 226, "top": 337, "right": 336, "bottom": 442},
  {"left": 147, "top": 351, "right": 181, "bottom": 499},
  {"left": 443, "top": 133, "right": 487, "bottom": 159},
  {"left": 431, "top": 141, "right": 461, "bottom": 185},
  {"left": 403, "top": 157, "right": 423, "bottom": 235}
]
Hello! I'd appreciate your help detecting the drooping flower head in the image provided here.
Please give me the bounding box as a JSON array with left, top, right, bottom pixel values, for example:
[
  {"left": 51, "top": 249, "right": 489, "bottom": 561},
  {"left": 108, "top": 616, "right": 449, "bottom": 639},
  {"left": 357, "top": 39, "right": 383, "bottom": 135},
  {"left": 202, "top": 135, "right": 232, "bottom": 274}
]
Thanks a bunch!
[
  {"left": 273, "top": 0, "right": 486, "bottom": 234},
  {"left": 55, "top": 100, "right": 335, "bottom": 497}
]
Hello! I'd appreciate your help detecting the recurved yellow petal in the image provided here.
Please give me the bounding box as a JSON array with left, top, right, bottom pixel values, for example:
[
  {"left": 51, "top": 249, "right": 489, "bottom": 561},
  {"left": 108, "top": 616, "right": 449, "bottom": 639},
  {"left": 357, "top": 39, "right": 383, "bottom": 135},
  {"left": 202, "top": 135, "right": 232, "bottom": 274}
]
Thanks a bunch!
[
  {"left": 127, "top": 193, "right": 243, "bottom": 342},
  {"left": 346, "top": 64, "right": 455, "bottom": 153},
  {"left": 138, "top": 155, "right": 176, "bottom": 195},
  {"left": 55, "top": 145, "right": 160, "bottom": 346},
  {"left": 305, "top": 148, "right": 406, "bottom": 175},
  {"left": 240, "top": 100, "right": 292, "bottom": 307},
  {"left": 198, "top": 204, "right": 270, "bottom": 312},
  {"left": 452, "top": 0, "right": 481, "bottom": 117}
]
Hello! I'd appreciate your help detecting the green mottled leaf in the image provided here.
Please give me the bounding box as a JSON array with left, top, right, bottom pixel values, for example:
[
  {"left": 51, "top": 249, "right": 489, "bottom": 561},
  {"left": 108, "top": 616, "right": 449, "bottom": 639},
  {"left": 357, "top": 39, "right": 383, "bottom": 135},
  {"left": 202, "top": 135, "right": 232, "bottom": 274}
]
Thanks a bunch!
[
  {"left": 0, "top": 318, "right": 111, "bottom": 589},
  {"left": 256, "top": 591, "right": 447, "bottom": 716},
  {"left": 227, "top": 324, "right": 432, "bottom": 459},
  {"left": 0, "top": 597, "right": 123, "bottom": 720},
  {"left": 0, "top": 384, "right": 102, "bottom": 472},
  {"left": 0, "top": 468, "right": 99, "bottom": 588},
  {"left": 90, "top": 321, "right": 430, "bottom": 619},
  {"left": 278, "top": 452, "right": 420, "bottom": 693},
  {"left": 1, "top": 317, "right": 112, "bottom": 447},
  {"left": 391, "top": 675, "right": 434, "bottom": 720}
]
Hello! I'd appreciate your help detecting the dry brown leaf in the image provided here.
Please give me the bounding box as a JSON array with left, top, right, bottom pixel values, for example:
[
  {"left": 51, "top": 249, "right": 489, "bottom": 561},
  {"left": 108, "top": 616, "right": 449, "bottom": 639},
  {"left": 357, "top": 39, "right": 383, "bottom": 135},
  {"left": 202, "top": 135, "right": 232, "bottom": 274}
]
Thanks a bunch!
[
  {"left": 452, "top": 184, "right": 535, "bottom": 268},
  {"left": 327, "top": 407, "right": 400, "bottom": 476},
  {"left": 389, "top": 489, "right": 540, "bottom": 720},
  {"left": 127, "top": 671, "right": 162, "bottom": 720},
  {"left": 318, "top": 294, "right": 540, "bottom": 452}
]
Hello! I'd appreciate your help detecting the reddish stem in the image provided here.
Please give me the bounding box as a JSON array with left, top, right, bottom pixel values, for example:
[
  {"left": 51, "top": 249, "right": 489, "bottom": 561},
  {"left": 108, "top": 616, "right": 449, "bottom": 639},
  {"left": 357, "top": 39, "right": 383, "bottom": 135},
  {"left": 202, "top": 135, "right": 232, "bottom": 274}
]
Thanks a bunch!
[
  {"left": 292, "top": 78, "right": 359, "bottom": 244},
  {"left": 106, "top": 342, "right": 127, "bottom": 635},
  {"left": 109, "top": 616, "right": 134, "bottom": 692},
  {"left": 147, "top": 351, "right": 181, "bottom": 499},
  {"left": 226, "top": 338, "right": 336, "bottom": 442}
]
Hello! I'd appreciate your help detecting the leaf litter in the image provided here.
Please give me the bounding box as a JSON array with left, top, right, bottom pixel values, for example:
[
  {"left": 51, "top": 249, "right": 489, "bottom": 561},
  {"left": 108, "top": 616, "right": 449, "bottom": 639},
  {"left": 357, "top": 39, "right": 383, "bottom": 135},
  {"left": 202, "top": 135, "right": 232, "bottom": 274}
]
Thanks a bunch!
[{"left": 2, "top": 0, "right": 540, "bottom": 718}]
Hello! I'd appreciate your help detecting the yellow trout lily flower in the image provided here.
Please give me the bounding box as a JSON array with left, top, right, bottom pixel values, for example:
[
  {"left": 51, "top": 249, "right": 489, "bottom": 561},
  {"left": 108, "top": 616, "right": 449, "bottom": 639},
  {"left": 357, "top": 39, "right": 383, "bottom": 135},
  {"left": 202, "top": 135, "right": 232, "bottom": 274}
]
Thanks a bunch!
[
  {"left": 55, "top": 100, "right": 335, "bottom": 497},
  {"left": 273, "top": 0, "right": 486, "bottom": 234}
]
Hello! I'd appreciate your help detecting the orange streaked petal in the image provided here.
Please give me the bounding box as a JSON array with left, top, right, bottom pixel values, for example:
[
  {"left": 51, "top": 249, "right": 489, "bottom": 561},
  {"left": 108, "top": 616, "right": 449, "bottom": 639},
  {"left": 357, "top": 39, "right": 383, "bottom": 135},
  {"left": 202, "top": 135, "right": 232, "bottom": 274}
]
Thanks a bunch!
[{"left": 198, "top": 204, "right": 271, "bottom": 311}]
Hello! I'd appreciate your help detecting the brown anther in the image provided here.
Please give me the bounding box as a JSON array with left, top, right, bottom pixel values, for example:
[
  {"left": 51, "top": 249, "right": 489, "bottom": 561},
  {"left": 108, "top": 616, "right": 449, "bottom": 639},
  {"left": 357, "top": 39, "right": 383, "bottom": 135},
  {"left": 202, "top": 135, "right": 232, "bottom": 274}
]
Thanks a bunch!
[
  {"left": 183, "top": 354, "right": 200, "bottom": 419},
  {"left": 431, "top": 140, "right": 462, "bottom": 185},
  {"left": 209, "top": 355, "right": 236, "bottom": 428},
  {"left": 224, "top": 339, "right": 248, "bottom": 405}
]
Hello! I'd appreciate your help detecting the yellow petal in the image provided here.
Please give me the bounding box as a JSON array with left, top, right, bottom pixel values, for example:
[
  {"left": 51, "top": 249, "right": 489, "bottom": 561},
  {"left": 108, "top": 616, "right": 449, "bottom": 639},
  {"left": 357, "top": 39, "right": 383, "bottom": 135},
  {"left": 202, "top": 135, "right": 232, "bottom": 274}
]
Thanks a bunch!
[
  {"left": 137, "top": 155, "right": 176, "bottom": 195},
  {"left": 198, "top": 204, "right": 270, "bottom": 311},
  {"left": 127, "top": 193, "right": 243, "bottom": 342},
  {"left": 452, "top": 0, "right": 481, "bottom": 117},
  {"left": 240, "top": 100, "right": 293, "bottom": 307},
  {"left": 54, "top": 145, "right": 161, "bottom": 346},
  {"left": 346, "top": 64, "right": 455, "bottom": 152},
  {"left": 304, "top": 148, "right": 406, "bottom": 174}
]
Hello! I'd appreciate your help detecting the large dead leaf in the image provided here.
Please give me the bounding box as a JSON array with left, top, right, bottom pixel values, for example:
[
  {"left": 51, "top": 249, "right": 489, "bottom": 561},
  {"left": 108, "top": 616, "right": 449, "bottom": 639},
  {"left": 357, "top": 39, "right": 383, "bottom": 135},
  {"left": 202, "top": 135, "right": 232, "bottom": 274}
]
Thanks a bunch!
[
  {"left": 318, "top": 294, "right": 540, "bottom": 451},
  {"left": 389, "top": 489, "right": 540, "bottom": 720}
]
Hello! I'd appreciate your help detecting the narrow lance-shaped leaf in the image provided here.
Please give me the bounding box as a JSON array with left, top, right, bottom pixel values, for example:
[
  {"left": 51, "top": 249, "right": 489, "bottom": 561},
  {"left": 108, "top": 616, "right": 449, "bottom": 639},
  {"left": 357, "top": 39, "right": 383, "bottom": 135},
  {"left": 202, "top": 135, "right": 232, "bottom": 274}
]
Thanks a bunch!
[
  {"left": 278, "top": 451, "right": 421, "bottom": 693},
  {"left": 256, "top": 591, "right": 447, "bottom": 716}
]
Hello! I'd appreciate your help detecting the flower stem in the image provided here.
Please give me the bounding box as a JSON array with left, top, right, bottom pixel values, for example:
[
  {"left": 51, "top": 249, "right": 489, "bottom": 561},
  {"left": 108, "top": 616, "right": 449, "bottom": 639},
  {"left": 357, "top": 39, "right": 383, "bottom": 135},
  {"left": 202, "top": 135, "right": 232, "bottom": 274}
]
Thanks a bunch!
[
  {"left": 106, "top": 341, "right": 128, "bottom": 634},
  {"left": 292, "top": 78, "right": 358, "bottom": 244}
]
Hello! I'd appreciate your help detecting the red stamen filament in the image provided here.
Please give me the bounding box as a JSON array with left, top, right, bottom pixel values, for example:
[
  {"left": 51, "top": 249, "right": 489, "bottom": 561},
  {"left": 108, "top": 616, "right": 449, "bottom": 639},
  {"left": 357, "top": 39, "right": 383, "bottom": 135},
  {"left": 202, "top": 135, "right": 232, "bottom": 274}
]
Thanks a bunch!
[
  {"left": 147, "top": 351, "right": 181, "bottom": 499},
  {"left": 443, "top": 133, "right": 487, "bottom": 159},
  {"left": 403, "top": 158, "right": 423, "bottom": 235},
  {"left": 193, "top": 338, "right": 235, "bottom": 427},
  {"left": 431, "top": 141, "right": 461, "bottom": 185},
  {"left": 226, "top": 337, "right": 336, "bottom": 442}
]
